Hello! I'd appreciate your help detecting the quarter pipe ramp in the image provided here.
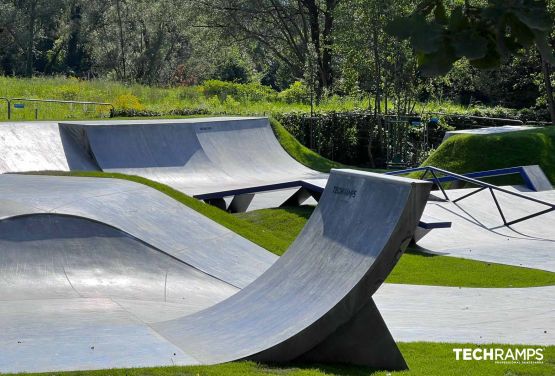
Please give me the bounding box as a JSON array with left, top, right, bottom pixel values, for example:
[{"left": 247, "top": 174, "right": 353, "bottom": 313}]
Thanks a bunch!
[{"left": 61, "top": 117, "right": 325, "bottom": 196}]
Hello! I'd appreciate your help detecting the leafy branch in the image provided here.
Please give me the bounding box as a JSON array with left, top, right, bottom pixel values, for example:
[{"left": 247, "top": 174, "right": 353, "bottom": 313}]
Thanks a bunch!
[{"left": 386, "top": 0, "right": 555, "bottom": 76}]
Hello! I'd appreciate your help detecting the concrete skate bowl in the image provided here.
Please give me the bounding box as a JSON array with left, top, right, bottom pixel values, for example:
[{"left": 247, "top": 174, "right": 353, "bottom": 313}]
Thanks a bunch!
[
  {"left": 60, "top": 117, "right": 325, "bottom": 196},
  {"left": 0, "top": 170, "right": 431, "bottom": 373}
]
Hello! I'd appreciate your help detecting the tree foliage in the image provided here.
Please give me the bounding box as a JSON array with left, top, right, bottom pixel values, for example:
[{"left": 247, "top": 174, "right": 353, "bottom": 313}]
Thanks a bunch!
[
  {"left": 386, "top": 0, "right": 555, "bottom": 76},
  {"left": 0, "top": 0, "right": 555, "bottom": 118}
]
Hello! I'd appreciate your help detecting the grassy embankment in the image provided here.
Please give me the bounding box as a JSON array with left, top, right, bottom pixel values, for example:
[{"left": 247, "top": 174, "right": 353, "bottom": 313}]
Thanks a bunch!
[{"left": 422, "top": 126, "right": 555, "bottom": 184}]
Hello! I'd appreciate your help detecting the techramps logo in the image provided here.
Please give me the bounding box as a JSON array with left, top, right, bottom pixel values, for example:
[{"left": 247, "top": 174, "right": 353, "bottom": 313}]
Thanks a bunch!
[
  {"left": 453, "top": 347, "right": 544, "bottom": 365},
  {"left": 332, "top": 185, "right": 357, "bottom": 199}
]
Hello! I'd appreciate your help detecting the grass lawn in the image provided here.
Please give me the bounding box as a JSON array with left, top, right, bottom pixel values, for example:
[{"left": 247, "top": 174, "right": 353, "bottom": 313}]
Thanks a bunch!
[
  {"left": 34, "top": 171, "right": 555, "bottom": 289},
  {"left": 422, "top": 126, "right": 555, "bottom": 184},
  {"left": 4, "top": 343, "right": 554, "bottom": 376},
  {"left": 270, "top": 118, "right": 343, "bottom": 172},
  {"left": 235, "top": 206, "right": 555, "bottom": 288}
]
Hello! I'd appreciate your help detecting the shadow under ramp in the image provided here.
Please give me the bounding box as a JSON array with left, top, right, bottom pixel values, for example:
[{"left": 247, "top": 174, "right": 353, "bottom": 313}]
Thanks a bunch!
[{"left": 153, "top": 169, "right": 431, "bottom": 370}]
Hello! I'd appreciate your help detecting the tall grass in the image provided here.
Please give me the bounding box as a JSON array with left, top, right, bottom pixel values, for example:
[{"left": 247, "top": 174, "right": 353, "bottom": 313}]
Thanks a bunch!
[{"left": 0, "top": 76, "right": 487, "bottom": 121}]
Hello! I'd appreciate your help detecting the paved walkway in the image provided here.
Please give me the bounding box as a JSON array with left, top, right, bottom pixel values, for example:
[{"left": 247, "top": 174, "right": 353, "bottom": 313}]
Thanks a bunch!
[
  {"left": 376, "top": 284, "right": 555, "bottom": 346},
  {"left": 418, "top": 187, "right": 555, "bottom": 272}
]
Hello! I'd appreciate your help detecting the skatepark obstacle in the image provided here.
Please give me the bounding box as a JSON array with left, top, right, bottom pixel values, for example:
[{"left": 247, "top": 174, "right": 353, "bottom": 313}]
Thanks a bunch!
[{"left": 0, "top": 170, "right": 431, "bottom": 372}]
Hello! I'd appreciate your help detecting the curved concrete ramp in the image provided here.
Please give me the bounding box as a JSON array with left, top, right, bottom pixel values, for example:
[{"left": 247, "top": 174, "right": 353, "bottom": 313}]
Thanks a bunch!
[
  {"left": 0, "top": 118, "right": 324, "bottom": 210},
  {"left": 154, "top": 170, "right": 431, "bottom": 368},
  {"left": 0, "top": 174, "right": 276, "bottom": 288},
  {"left": 62, "top": 118, "right": 323, "bottom": 196},
  {"left": 0, "top": 213, "right": 237, "bottom": 308},
  {"left": 0, "top": 213, "right": 237, "bottom": 372},
  {"left": 0, "top": 170, "right": 430, "bottom": 372}
]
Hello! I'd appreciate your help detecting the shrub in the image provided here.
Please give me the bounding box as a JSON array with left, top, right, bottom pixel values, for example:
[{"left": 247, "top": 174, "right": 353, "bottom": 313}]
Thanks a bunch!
[
  {"left": 278, "top": 81, "right": 309, "bottom": 104},
  {"left": 111, "top": 109, "right": 161, "bottom": 117},
  {"left": 112, "top": 94, "right": 145, "bottom": 111},
  {"left": 201, "top": 80, "right": 277, "bottom": 102},
  {"left": 168, "top": 108, "right": 210, "bottom": 116}
]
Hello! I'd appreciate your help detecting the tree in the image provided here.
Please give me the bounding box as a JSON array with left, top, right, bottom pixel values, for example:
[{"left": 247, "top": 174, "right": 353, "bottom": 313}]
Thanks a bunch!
[
  {"left": 198, "top": 0, "right": 340, "bottom": 98},
  {"left": 0, "top": 0, "right": 66, "bottom": 76},
  {"left": 386, "top": 0, "right": 555, "bottom": 123}
]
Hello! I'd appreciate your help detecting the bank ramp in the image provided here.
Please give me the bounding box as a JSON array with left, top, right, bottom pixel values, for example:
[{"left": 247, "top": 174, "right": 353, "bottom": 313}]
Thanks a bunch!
[
  {"left": 61, "top": 117, "right": 325, "bottom": 196},
  {"left": 0, "top": 121, "right": 97, "bottom": 173}
]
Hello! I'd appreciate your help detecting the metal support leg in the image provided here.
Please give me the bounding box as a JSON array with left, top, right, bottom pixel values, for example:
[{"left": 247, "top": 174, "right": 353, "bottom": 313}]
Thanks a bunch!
[
  {"left": 228, "top": 193, "right": 255, "bottom": 213},
  {"left": 429, "top": 169, "right": 449, "bottom": 201},
  {"left": 489, "top": 188, "right": 507, "bottom": 226}
]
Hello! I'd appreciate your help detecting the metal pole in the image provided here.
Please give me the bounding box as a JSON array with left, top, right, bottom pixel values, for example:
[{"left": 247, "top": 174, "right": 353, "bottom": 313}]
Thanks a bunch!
[{"left": 0, "top": 97, "right": 10, "bottom": 120}]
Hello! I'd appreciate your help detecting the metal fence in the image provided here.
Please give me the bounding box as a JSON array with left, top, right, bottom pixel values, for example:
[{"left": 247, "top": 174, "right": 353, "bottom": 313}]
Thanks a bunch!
[{"left": 0, "top": 97, "right": 114, "bottom": 120}]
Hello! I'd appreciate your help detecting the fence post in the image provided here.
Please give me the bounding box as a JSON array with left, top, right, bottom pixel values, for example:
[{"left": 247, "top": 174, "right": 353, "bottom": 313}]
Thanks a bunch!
[{"left": 1, "top": 98, "right": 10, "bottom": 120}]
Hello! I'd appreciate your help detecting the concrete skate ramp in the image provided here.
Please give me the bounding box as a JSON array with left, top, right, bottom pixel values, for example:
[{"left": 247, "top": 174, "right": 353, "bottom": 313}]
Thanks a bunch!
[
  {"left": 0, "top": 174, "right": 276, "bottom": 288},
  {"left": 0, "top": 213, "right": 238, "bottom": 372},
  {"left": 154, "top": 170, "right": 431, "bottom": 368},
  {"left": 0, "top": 170, "right": 429, "bottom": 372},
  {"left": 0, "top": 213, "right": 237, "bottom": 307},
  {"left": 418, "top": 187, "right": 555, "bottom": 272},
  {"left": 62, "top": 117, "right": 324, "bottom": 196},
  {"left": 0, "top": 121, "right": 97, "bottom": 173}
]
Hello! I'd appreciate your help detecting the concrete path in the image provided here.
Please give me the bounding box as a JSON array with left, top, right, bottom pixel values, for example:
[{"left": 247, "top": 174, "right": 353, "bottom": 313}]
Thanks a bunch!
[
  {"left": 376, "top": 284, "right": 555, "bottom": 346},
  {"left": 2, "top": 283, "right": 553, "bottom": 374},
  {"left": 418, "top": 187, "right": 555, "bottom": 272}
]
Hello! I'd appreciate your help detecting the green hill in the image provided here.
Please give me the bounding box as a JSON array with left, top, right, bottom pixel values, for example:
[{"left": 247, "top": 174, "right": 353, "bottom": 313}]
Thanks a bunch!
[{"left": 422, "top": 126, "right": 555, "bottom": 184}]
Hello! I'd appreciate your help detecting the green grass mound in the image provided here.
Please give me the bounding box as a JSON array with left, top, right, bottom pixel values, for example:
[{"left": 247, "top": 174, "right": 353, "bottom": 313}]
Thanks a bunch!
[
  {"left": 422, "top": 126, "right": 555, "bottom": 184},
  {"left": 236, "top": 206, "right": 555, "bottom": 288},
  {"left": 270, "top": 118, "right": 342, "bottom": 173},
  {"left": 5, "top": 343, "right": 554, "bottom": 376}
]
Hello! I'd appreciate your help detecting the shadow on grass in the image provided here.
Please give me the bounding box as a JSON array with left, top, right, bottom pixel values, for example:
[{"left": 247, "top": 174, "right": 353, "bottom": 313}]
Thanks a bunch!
[{"left": 259, "top": 362, "right": 381, "bottom": 376}]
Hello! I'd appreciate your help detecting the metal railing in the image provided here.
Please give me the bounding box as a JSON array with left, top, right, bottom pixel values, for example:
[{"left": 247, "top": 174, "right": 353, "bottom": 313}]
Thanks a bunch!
[
  {"left": 386, "top": 166, "right": 555, "bottom": 227},
  {"left": 1, "top": 97, "right": 114, "bottom": 120},
  {"left": 425, "top": 111, "right": 525, "bottom": 126}
]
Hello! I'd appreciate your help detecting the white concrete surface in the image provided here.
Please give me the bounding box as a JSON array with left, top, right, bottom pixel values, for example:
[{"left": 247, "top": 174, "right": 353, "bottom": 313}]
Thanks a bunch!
[
  {"left": 376, "top": 284, "right": 555, "bottom": 346},
  {"left": 419, "top": 187, "right": 555, "bottom": 272}
]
